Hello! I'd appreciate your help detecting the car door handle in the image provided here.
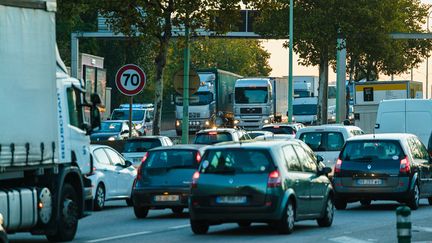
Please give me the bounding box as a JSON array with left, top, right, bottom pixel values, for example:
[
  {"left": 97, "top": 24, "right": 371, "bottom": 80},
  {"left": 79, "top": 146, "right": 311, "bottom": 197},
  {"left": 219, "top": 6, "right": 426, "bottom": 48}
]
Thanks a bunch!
[{"left": 183, "top": 181, "right": 192, "bottom": 184}]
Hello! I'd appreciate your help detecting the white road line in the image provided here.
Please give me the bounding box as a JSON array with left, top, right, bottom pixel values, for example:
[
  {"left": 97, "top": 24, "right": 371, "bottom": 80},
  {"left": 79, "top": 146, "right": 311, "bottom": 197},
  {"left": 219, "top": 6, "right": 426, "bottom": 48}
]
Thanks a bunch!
[
  {"left": 329, "top": 236, "right": 373, "bottom": 243},
  {"left": 86, "top": 231, "right": 152, "bottom": 243},
  {"left": 169, "top": 224, "right": 190, "bottom": 229},
  {"left": 413, "top": 226, "right": 432, "bottom": 233}
]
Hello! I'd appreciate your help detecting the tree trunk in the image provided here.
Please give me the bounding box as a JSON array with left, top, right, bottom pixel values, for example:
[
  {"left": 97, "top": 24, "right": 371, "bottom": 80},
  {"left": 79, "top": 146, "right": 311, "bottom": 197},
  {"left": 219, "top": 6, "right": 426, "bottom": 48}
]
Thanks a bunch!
[
  {"left": 318, "top": 49, "right": 329, "bottom": 124},
  {"left": 346, "top": 57, "right": 356, "bottom": 119},
  {"left": 153, "top": 39, "right": 170, "bottom": 135}
]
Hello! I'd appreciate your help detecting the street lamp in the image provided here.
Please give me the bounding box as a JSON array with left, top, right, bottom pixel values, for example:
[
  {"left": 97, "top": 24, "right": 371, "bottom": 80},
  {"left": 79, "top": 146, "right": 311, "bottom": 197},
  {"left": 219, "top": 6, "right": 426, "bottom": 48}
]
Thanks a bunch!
[
  {"left": 287, "top": 0, "right": 294, "bottom": 123},
  {"left": 427, "top": 11, "right": 432, "bottom": 99}
]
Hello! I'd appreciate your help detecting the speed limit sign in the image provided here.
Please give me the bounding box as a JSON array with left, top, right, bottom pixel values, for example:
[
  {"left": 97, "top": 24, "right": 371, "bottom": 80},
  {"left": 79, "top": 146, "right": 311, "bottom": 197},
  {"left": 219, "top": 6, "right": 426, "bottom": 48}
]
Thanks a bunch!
[{"left": 115, "top": 64, "right": 146, "bottom": 96}]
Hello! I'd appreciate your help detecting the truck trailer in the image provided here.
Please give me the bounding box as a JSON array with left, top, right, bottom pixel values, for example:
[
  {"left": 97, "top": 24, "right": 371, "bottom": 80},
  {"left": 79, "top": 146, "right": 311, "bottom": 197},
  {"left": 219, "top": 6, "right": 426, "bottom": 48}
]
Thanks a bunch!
[
  {"left": 175, "top": 69, "right": 242, "bottom": 135},
  {"left": 0, "top": 1, "right": 100, "bottom": 241},
  {"left": 233, "top": 77, "right": 288, "bottom": 130}
]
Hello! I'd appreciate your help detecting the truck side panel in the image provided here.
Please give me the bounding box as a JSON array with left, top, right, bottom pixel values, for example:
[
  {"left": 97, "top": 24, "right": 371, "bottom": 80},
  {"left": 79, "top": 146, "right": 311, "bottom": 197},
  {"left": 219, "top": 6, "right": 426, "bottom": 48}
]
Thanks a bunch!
[
  {"left": 0, "top": 4, "right": 58, "bottom": 166},
  {"left": 273, "top": 78, "right": 288, "bottom": 115},
  {"left": 216, "top": 70, "right": 241, "bottom": 113}
]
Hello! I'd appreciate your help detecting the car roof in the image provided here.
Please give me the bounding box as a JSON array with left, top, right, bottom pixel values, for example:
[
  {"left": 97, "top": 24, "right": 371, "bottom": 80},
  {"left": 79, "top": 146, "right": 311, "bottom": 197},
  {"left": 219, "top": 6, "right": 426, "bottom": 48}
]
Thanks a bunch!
[
  {"left": 125, "top": 136, "right": 170, "bottom": 141},
  {"left": 262, "top": 123, "right": 301, "bottom": 128},
  {"left": 90, "top": 144, "right": 116, "bottom": 152},
  {"left": 206, "top": 140, "right": 299, "bottom": 151},
  {"left": 196, "top": 128, "right": 239, "bottom": 134},
  {"left": 102, "top": 120, "right": 126, "bottom": 123},
  {"left": 148, "top": 144, "right": 206, "bottom": 151},
  {"left": 297, "top": 124, "right": 361, "bottom": 133},
  {"left": 346, "top": 133, "right": 415, "bottom": 142}
]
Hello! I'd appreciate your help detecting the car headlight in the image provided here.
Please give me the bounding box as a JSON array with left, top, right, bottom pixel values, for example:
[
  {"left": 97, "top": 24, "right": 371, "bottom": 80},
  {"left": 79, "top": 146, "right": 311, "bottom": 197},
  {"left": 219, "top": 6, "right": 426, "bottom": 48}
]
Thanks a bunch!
[
  {"left": 134, "top": 123, "right": 143, "bottom": 130},
  {"left": 108, "top": 136, "right": 116, "bottom": 141},
  {"left": 263, "top": 119, "right": 269, "bottom": 124},
  {"left": 176, "top": 120, "right": 181, "bottom": 126},
  {"left": 205, "top": 120, "right": 210, "bottom": 126},
  {"left": 234, "top": 120, "right": 240, "bottom": 125}
]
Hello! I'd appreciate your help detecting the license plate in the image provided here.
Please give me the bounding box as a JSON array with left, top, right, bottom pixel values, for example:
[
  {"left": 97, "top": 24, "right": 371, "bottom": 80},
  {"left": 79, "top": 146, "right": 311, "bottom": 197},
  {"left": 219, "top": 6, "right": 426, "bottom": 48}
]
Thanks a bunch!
[
  {"left": 357, "top": 179, "right": 383, "bottom": 185},
  {"left": 154, "top": 195, "right": 179, "bottom": 202},
  {"left": 216, "top": 196, "right": 247, "bottom": 204}
]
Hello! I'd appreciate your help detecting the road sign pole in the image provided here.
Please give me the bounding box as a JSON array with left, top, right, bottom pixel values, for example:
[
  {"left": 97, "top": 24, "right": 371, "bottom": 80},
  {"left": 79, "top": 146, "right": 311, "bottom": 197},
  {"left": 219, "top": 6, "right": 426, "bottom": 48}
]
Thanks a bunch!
[
  {"left": 288, "top": 0, "right": 294, "bottom": 123},
  {"left": 129, "top": 96, "right": 133, "bottom": 138},
  {"left": 336, "top": 30, "right": 347, "bottom": 123},
  {"left": 181, "top": 26, "right": 190, "bottom": 144}
]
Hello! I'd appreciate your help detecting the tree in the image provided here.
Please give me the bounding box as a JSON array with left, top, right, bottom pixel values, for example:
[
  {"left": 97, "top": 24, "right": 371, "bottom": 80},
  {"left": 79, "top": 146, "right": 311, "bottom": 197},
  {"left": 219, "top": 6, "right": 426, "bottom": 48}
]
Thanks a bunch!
[
  {"left": 98, "top": 0, "right": 246, "bottom": 135},
  {"left": 253, "top": 0, "right": 432, "bottom": 123}
]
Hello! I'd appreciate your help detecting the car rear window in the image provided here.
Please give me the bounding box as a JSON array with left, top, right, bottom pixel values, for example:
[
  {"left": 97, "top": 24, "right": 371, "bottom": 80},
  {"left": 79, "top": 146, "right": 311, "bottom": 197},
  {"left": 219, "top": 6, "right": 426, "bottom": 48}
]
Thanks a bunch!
[
  {"left": 200, "top": 149, "right": 274, "bottom": 174},
  {"left": 194, "top": 132, "right": 233, "bottom": 144},
  {"left": 299, "top": 132, "right": 344, "bottom": 151},
  {"left": 123, "top": 139, "right": 162, "bottom": 153},
  {"left": 262, "top": 126, "right": 294, "bottom": 134},
  {"left": 341, "top": 140, "right": 404, "bottom": 161},
  {"left": 144, "top": 149, "right": 197, "bottom": 169}
]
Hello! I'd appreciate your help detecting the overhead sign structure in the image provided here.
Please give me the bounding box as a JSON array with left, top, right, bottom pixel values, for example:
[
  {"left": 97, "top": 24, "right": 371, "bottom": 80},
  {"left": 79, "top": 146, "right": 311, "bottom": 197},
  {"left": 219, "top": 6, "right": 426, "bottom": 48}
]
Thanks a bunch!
[
  {"left": 173, "top": 69, "right": 200, "bottom": 95},
  {"left": 115, "top": 64, "right": 146, "bottom": 96}
]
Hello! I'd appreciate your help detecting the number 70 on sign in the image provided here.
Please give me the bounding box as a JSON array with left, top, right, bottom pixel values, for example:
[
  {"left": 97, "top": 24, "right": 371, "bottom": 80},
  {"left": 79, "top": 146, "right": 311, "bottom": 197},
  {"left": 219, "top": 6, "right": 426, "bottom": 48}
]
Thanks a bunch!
[{"left": 115, "top": 64, "right": 146, "bottom": 96}]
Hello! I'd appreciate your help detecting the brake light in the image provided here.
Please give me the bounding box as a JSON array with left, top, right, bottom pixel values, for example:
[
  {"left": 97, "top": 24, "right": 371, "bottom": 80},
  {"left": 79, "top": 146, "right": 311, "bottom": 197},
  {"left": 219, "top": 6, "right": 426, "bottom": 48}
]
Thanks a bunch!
[
  {"left": 141, "top": 152, "right": 149, "bottom": 163},
  {"left": 400, "top": 156, "right": 411, "bottom": 174},
  {"left": 191, "top": 171, "right": 200, "bottom": 189},
  {"left": 267, "top": 170, "right": 282, "bottom": 188},
  {"left": 137, "top": 152, "right": 149, "bottom": 181},
  {"left": 196, "top": 152, "right": 202, "bottom": 163},
  {"left": 209, "top": 131, "right": 217, "bottom": 135},
  {"left": 334, "top": 158, "right": 342, "bottom": 174}
]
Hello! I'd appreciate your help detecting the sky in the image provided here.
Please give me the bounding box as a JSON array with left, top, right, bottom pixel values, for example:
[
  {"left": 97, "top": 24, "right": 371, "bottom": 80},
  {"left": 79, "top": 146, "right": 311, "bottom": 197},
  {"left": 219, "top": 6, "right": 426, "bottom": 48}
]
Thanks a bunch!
[{"left": 262, "top": 0, "right": 432, "bottom": 96}]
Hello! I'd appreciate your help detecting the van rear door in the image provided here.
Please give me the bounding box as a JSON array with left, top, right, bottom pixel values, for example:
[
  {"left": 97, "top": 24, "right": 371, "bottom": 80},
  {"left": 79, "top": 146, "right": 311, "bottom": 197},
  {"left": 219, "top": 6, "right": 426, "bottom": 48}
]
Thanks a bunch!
[{"left": 376, "top": 100, "right": 406, "bottom": 133}]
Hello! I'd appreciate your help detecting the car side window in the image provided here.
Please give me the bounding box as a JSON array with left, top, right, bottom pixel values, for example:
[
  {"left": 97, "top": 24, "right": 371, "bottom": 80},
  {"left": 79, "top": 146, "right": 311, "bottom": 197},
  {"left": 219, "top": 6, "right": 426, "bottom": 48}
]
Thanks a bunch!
[
  {"left": 282, "top": 145, "right": 302, "bottom": 172},
  {"left": 93, "top": 148, "right": 110, "bottom": 165},
  {"left": 408, "top": 138, "right": 421, "bottom": 160},
  {"left": 293, "top": 145, "right": 317, "bottom": 173},
  {"left": 104, "top": 148, "right": 125, "bottom": 166},
  {"left": 414, "top": 138, "right": 429, "bottom": 160}
]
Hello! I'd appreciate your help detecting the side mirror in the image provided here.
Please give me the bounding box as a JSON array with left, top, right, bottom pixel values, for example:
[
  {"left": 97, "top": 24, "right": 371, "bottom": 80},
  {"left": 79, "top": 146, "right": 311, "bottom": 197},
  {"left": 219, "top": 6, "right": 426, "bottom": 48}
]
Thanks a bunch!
[
  {"left": 90, "top": 106, "right": 101, "bottom": 130},
  {"left": 316, "top": 155, "right": 324, "bottom": 162},
  {"left": 121, "top": 130, "right": 129, "bottom": 135},
  {"left": 318, "top": 166, "right": 332, "bottom": 176},
  {"left": 91, "top": 93, "right": 102, "bottom": 106},
  {"left": 81, "top": 122, "right": 92, "bottom": 135},
  {"left": 125, "top": 160, "right": 133, "bottom": 167}
]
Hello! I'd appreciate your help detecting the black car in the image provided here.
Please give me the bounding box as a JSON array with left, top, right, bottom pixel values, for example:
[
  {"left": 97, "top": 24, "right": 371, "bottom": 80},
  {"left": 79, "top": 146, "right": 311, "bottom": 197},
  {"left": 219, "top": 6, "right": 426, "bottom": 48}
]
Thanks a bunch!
[
  {"left": 132, "top": 145, "right": 207, "bottom": 218},
  {"left": 333, "top": 133, "right": 432, "bottom": 210}
]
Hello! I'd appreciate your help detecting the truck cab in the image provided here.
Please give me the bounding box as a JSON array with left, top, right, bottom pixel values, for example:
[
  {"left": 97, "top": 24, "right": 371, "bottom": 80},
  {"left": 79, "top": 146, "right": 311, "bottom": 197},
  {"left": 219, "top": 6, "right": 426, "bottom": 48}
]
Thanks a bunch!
[
  {"left": 292, "top": 97, "right": 319, "bottom": 125},
  {"left": 111, "top": 104, "right": 154, "bottom": 135}
]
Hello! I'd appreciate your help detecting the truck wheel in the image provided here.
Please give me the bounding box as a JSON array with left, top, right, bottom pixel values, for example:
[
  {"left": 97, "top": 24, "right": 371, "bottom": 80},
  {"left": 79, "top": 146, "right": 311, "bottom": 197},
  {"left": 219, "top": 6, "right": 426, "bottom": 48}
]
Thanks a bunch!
[
  {"left": 0, "top": 227, "right": 7, "bottom": 243},
  {"left": 46, "top": 183, "right": 78, "bottom": 242},
  {"left": 94, "top": 184, "right": 105, "bottom": 211}
]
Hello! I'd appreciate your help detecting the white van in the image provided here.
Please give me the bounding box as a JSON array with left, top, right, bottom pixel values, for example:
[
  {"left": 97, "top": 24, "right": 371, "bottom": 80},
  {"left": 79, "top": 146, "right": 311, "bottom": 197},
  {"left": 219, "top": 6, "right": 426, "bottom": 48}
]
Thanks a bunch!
[
  {"left": 111, "top": 104, "right": 154, "bottom": 135},
  {"left": 375, "top": 99, "right": 432, "bottom": 146}
]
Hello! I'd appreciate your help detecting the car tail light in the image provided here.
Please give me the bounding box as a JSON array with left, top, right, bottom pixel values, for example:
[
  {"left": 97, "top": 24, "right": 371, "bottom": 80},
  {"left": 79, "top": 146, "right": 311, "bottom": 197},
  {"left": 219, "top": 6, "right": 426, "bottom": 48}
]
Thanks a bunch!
[
  {"left": 209, "top": 131, "right": 217, "bottom": 135},
  {"left": 267, "top": 170, "right": 282, "bottom": 188},
  {"left": 141, "top": 152, "right": 149, "bottom": 163},
  {"left": 191, "top": 171, "right": 200, "bottom": 189},
  {"left": 400, "top": 156, "right": 411, "bottom": 174},
  {"left": 334, "top": 158, "right": 342, "bottom": 174},
  {"left": 137, "top": 152, "right": 149, "bottom": 180},
  {"left": 196, "top": 152, "right": 202, "bottom": 163}
]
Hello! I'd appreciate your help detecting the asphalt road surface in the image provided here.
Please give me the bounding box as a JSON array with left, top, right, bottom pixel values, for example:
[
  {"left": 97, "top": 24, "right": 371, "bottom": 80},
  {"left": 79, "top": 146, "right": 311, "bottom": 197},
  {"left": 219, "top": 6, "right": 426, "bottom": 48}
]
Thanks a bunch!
[{"left": 8, "top": 199, "right": 432, "bottom": 243}]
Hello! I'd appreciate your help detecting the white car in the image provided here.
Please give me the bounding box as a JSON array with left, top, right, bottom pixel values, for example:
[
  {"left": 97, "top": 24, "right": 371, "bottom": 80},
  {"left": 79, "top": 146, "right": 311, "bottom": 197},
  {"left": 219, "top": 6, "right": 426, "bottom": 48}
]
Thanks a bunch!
[
  {"left": 193, "top": 128, "right": 246, "bottom": 145},
  {"left": 295, "top": 124, "right": 364, "bottom": 175},
  {"left": 122, "top": 136, "right": 173, "bottom": 168},
  {"left": 254, "top": 133, "right": 295, "bottom": 141},
  {"left": 89, "top": 145, "right": 137, "bottom": 210}
]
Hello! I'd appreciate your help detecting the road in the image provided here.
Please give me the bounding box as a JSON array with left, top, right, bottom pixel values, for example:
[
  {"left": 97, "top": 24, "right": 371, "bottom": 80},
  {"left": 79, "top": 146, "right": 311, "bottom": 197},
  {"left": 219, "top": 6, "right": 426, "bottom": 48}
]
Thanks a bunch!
[{"left": 9, "top": 199, "right": 432, "bottom": 243}]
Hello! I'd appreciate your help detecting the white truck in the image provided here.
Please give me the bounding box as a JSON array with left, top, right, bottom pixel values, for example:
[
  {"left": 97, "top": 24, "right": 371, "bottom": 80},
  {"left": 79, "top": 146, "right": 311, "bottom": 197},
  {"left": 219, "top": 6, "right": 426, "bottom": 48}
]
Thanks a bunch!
[
  {"left": 292, "top": 97, "right": 319, "bottom": 125},
  {"left": 233, "top": 77, "right": 288, "bottom": 130},
  {"left": 0, "top": 1, "right": 100, "bottom": 241},
  {"left": 293, "top": 76, "right": 319, "bottom": 98}
]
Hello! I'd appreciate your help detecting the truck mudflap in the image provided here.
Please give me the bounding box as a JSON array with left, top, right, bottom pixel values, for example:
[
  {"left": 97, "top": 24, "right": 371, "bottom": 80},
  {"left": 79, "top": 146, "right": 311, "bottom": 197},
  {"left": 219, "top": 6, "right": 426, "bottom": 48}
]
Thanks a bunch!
[{"left": 83, "top": 176, "right": 94, "bottom": 215}]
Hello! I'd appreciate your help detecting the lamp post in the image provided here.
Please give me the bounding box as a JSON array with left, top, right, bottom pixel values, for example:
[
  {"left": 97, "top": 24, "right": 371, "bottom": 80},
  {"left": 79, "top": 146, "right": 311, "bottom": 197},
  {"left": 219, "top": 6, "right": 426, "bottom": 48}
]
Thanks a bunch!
[
  {"left": 427, "top": 11, "right": 432, "bottom": 99},
  {"left": 287, "top": 0, "right": 294, "bottom": 123}
]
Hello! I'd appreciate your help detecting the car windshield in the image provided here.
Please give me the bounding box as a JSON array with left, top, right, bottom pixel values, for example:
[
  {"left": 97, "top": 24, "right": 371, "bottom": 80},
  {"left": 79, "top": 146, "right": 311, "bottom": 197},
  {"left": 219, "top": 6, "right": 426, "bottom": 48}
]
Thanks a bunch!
[
  {"left": 123, "top": 139, "right": 162, "bottom": 153},
  {"left": 262, "top": 126, "right": 294, "bottom": 135},
  {"left": 299, "top": 132, "right": 344, "bottom": 152},
  {"left": 293, "top": 104, "right": 317, "bottom": 115},
  {"left": 235, "top": 87, "right": 268, "bottom": 104},
  {"left": 111, "top": 109, "right": 145, "bottom": 121},
  {"left": 175, "top": 91, "right": 213, "bottom": 106},
  {"left": 97, "top": 122, "right": 122, "bottom": 132},
  {"left": 294, "top": 90, "right": 310, "bottom": 98},
  {"left": 144, "top": 150, "right": 198, "bottom": 169},
  {"left": 200, "top": 149, "right": 274, "bottom": 174},
  {"left": 194, "top": 132, "right": 233, "bottom": 144},
  {"left": 341, "top": 140, "right": 404, "bottom": 161}
]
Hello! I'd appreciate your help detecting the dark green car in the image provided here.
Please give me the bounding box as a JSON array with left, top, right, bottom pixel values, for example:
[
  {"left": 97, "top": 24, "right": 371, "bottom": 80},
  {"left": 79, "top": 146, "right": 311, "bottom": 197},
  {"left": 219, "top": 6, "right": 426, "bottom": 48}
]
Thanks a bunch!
[{"left": 189, "top": 140, "right": 334, "bottom": 234}]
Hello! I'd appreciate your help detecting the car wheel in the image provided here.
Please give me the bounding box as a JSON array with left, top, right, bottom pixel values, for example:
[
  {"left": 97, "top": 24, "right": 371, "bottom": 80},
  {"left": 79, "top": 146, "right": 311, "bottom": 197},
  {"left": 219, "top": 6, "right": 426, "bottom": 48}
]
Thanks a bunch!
[
  {"left": 428, "top": 197, "right": 432, "bottom": 206},
  {"left": 317, "top": 195, "right": 334, "bottom": 227},
  {"left": 335, "top": 199, "right": 347, "bottom": 210},
  {"left": 237, "top": 222, "right": 252, "bottom": 227},
  {"left": 93, "top": 184, "right": 105, "bottom": 211},
  {"left": 360, "top": 200, "right": 371, "bottom": 206},
  {"left": 133, "top": 205, "right": 149, "bottom": 218},
  {"left": 171, "top": 207, "right": 183, "bottom": 214},
  {"left": 45, "top": 183, "right": 79, "bottom": 242},
  {"left": 176, "top": 130, "right": 182, "bottom": 136},
  {"left": 407, "top": 183, "right": 420, "bottom": 210},
  {"left": 126, "top": 198, "right": 133, "bottom": 207},
  {"left": 276, "top": 199, "right": 295, "bottom": 234},
  {"left": 190, "top": 220, "right": 209, "bottom": 234}
]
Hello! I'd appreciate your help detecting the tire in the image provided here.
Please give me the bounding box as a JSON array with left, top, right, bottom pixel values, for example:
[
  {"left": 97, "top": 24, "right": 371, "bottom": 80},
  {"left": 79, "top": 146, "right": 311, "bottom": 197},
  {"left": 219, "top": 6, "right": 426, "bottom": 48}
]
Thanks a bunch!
[
  {"left": 171, "top": 207, "right": 183, "bottom": 214},
  {"left": 237, "top": 222, "right": 252, "bottom": 227},
  {"left": 126, "top": 198, "right": 133, "bottom": 207},
  {"left": 134, "top": 205, "right": 149, "bottom": 218},
  {"left": 317, "top": 196, "right": 334, "bottom": 227},
  {"left": 428, "top": 197, "right": 432, "bottom": 206},
  {"left": 0, "top": 228, "right": 8, "bottom": 243},
  {"left": 360, "top": 200, "right": 371, "bottom": 206},
  {"left": 176, "top": 130, "right": 182, "bottom": 136},
  {"left": 190, "top": 220, "right": 209, "bottom": 235},
  {"left": 45, "top": 183, "right": 79, "bottom": 242},
  {"left": 335, "top": 199, "right": 347, "bottom": 210},
  {"left": 276, "top": 199, "right": 295, "bottom": 234},
  {"left": 407, "top": 183, "right": 420, "bottom": 210},
  {"left": 93, "top": 184, "right": 105, "bottom": 211}
]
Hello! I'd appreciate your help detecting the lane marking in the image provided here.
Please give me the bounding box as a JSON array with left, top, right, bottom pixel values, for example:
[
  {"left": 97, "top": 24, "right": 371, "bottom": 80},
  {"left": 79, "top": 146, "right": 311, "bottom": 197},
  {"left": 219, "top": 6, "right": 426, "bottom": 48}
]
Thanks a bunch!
[
  {"left": 413, "top": 226, "right": 432, "bottom": 233},
  {"left": 169, "top": 224, "right": 190, "bottom": 230},
  {"left": 86, "top": 231, "right": 152, "bottom": 243},
  {"left": 329, "top": 236, "right": 373, "bottom": 243}
]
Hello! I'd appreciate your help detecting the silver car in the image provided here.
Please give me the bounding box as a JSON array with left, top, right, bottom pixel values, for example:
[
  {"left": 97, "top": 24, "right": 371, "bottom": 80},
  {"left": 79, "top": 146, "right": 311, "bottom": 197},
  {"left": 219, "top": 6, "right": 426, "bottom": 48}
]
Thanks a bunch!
[{"left": 122, "top": 136, "right": 173, "bottom": 168}]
